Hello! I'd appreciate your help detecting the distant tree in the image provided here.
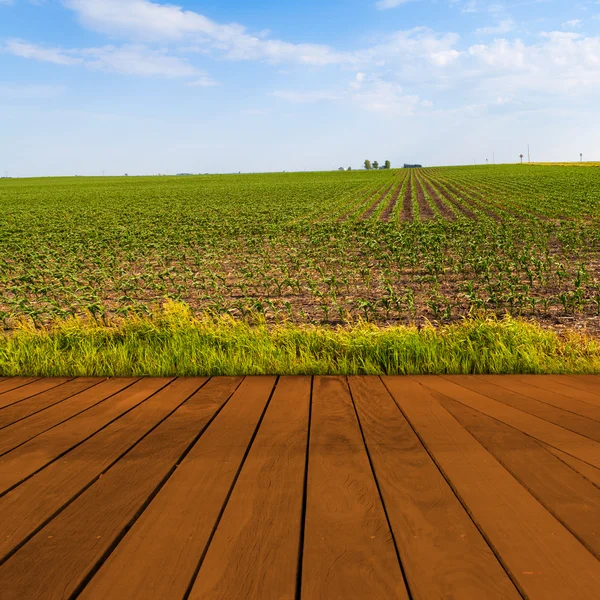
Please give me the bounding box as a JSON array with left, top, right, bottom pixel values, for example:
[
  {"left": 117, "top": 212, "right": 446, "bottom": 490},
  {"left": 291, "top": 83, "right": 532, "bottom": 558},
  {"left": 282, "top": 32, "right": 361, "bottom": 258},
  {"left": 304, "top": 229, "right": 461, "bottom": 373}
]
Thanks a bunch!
[
  {"left": 384, "top": 160, "right": 391, "bottom": 169},
  {"left": 364, "top": 160, "right": 372, "bottom": 170},
  {"left": 348, "top": 166, "right": 352, "bottom": 171},
  {"left": 373, "top": 161, "right": 379, "bottom": 170}
]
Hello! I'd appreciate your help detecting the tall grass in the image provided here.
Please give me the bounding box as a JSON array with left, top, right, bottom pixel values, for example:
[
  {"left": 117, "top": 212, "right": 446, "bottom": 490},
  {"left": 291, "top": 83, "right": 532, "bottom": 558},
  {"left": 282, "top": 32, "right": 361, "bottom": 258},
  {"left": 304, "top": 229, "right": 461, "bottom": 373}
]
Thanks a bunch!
[{"left": 1, "top": 301, "right": 599, "bottom": 376}]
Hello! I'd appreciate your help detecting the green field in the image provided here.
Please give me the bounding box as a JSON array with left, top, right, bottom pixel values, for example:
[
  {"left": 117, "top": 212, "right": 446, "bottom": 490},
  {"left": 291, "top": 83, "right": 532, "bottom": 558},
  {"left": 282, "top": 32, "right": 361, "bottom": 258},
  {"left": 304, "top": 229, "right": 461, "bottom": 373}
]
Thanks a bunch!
[{"left": 1, "top": 164, "right": 600, "bottom": 374}]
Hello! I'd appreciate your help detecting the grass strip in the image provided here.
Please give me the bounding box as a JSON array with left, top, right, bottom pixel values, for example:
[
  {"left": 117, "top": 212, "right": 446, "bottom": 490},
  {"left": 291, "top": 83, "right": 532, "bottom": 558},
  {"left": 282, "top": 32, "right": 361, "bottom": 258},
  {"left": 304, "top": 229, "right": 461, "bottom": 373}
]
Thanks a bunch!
[{"left": 1, "top": 301, "right": 599, "bottom": 376}]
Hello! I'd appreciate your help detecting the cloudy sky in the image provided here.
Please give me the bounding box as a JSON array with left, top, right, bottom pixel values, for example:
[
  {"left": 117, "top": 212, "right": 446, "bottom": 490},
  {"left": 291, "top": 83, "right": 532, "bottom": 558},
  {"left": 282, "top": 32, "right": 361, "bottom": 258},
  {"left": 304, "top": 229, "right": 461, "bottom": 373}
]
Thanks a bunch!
[{"left": 1, "top": 0, "right": 599, "bottom": 176}]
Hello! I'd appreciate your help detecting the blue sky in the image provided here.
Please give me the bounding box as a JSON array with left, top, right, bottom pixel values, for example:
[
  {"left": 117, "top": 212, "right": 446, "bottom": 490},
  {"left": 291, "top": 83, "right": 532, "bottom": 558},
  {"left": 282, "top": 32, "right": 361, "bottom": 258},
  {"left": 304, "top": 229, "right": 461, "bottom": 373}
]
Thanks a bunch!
[{"left": 1, "top": 0, "right": 600, "bottom": 176}]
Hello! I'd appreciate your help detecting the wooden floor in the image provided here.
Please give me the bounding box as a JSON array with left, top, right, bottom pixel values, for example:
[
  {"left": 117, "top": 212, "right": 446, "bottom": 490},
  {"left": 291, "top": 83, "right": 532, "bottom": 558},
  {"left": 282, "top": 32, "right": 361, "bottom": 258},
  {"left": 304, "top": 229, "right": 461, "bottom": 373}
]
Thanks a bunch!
[{"left": 0, "top": 376, "right": 599, "bottom": 599}]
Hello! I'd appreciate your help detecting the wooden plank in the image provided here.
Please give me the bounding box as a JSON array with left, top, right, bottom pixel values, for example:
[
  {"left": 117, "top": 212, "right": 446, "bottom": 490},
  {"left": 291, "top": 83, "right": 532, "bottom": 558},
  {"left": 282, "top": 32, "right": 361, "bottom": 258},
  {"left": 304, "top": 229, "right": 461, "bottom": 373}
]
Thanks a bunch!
[
  {"left": 0, "top": 377, "right": 102, "bottom": 429},
  {"left": 552, "top": 376, "right": 600, "bottom": 397},
  {"left": 539, "top": 442, "right": 600, "bottom": 488},
  {"left": 437, "top": 392, "right": 600, "bottom": 558},
  {"left": 0, "top": 379, "right": 241, "bottom": 563},
  {"left": 385, "top": 376, "right": 600, "bottom": 600},
  {"left": 0, "top": 378, "right": 72, "bottom": 410},
  {"left": 443, "top": 375, "right": 600, "bottom": 443},
  {"left": 350, "top": 376, "right": 521, "bottom": 600},
  {"left": 420, "top": 376, "right": 600, "bottom": 469},
  {"left": 0, "top": 378, "right": 40, "bottom": 395},
  {"left": 186, "top": 376, "right": 311, "bottom": 600},
  {"left": 79, "top": 376, "right": 275, "bottom": 600},
  {"left": 0, "top": 378, "right": 173, "bottom": 495},
  {"left": 301, "top": 376, "right": 409, "bottom": 600},
  {"left": 0, "top": 378, "right": 139, "bottom": 456},
  {"left": 0, "top": 377, "right": 213, "bottom": 600},
  {"left": 482, "top": 375, "right": 600, "bottom": 419},
  {"left": 514, "top": 376, "right": 600, "bottom": 409}
]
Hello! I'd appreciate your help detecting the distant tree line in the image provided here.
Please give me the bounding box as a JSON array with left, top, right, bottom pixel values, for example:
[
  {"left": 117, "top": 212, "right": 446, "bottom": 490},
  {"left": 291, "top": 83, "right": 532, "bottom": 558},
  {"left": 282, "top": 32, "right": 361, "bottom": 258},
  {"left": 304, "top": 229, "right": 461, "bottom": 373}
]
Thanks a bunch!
[
  {"left": 403, "top": 164, "right": 422, "bottom": 168},
  {"left": 364, "top": 160, "right": 391, "bottom": 170}
]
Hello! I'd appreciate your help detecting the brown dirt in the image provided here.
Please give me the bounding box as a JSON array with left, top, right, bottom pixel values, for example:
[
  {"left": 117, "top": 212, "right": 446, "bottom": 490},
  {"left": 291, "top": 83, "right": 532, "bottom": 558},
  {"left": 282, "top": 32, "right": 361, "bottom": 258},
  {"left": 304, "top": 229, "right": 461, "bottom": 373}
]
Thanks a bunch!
[
  {"left": 400, "top": 174, "right": 414, "bottom": 222},
  {"left": 360, "top": 181, "right": 397, "bottom": 220},
  {"left": 379, "top": 176, "right": 406, "bottom": 221},
  {"left": 422, "top": 177, "right": 476, "bottom": 219},
  {"left": 418, "top": 177, "right": 456, "bottom": 220},
  {"left": 413, "top": 175, "right": 435, "bottom": 221}
]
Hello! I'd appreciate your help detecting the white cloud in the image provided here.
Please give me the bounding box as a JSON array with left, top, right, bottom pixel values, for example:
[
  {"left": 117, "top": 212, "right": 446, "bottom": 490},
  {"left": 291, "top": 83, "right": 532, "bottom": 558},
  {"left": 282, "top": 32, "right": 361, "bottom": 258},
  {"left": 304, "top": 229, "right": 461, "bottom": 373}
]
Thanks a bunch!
[
  {"left": 270, "top": 90, "right": 341, "bottom": 103},
  {"left": 3, "top": 39, "right": 214, "bottom": 82},
  {"left": 476, "top": 19, "right": 515, "bottom": 35},
  {"left": 4, "top": 39, "right": 83, "bottom": 65},
  {"left": 63, "top": 0, "right": 354, "bottom": 66},
  {"left": 562, "top": 19, "right": 582, "bottom": 29},
  {"left": 0, "top": 83, "right": 65, "bottom": 99},
  {"left": 375, "top": 0, "right": 413, "bottom": 9},
  {"left": 0, "top": 0, "right": 14, "bottom": 5}
]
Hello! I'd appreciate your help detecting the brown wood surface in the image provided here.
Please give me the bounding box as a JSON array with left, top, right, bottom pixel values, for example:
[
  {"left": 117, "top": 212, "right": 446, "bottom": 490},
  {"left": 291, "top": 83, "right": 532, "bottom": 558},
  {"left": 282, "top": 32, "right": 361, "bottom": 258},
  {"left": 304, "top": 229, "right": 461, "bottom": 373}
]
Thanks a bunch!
[
  {"left": 422, "top": 376, "right": 600, "bottom": 469},
  {"left": 387, "top": 376, "right": 600, "bottom": 599},
  {"left": 443, "top": 375, "right": 600, "bottom": 442},
  {"left": 513, "top": 375, "right": 600, "bottom": 408},
  {"left": 483, "top": 375, "right": 600, "bottom": 418},
  {"left": 0, "top": 378, "right": 138, "bottom": 456},
  {"left": 351, "top": 376, "right": 521, "bottom": 600},
  {"left": 0, "top": 378, "right": 72, "bottom": 410},
  {"left": 438, "top": 392, "right": 600, "bottom": 558},
  {"left": 0, "top": 377, "right": 40, "bottom": 395},
  {"left": 188, "top": 376, "right": 311, "bottom": 600},
  {"left": 0, "top": 378, "right": 210, "bottom": 600},
  {"left": 0, "top": 378, "right": 102, "bottom": 430},
  {"left": 301, "top": 376, "right": 409, "bottom": 599},
  {"left": 79, "top": 376, "right": 275, "bottom": 600},
  {"left": 0, "top": 378, "right": 173, "bottom": 495},
  {"left": 0, "top": 378, "right": 238, "bottom": 562},
  {"left": 539, "top": 442, "right": 600, "bottom": 488},
  {"left": 0, "top": 375, "right": 599, "bottom": 600}
]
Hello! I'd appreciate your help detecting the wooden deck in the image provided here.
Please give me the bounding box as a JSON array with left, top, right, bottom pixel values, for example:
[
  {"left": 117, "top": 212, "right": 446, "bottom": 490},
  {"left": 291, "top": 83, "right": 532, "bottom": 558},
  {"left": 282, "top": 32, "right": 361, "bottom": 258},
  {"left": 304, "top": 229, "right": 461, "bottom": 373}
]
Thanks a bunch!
[{"left": 0, "top": 376, "right": 599, "bottom": 599}]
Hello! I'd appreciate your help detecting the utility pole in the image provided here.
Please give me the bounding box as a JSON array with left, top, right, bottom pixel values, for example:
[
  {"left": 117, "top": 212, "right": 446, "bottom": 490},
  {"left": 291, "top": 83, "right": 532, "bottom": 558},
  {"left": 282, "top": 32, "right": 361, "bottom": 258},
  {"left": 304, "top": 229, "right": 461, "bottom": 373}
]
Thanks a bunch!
[
  {"left": 528, "top": 144, "right": 530, "bottom": 163},
  {"left": 519, "top": 154, "right": 524, "bottom": 164},
  {"left": 580, "top": 153, "right": 583, "bottom": 163}
]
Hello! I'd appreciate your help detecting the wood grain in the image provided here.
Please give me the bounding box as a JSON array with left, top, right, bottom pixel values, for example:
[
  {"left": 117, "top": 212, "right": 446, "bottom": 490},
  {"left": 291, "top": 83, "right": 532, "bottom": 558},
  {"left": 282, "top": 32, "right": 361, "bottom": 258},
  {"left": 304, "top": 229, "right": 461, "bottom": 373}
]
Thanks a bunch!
[
  {"left": 79, "top": 376, "right": 275, "bottom": 600},
  {"left": 188, "top": 376, "right": 311, "bottom": 600},
  {"left": 0, "top": 378, "right": 209, "bottom": 600},
  {"left": 386, "top": 375, "right": 600, "bottom": 600},
  {"left": 301, "top": 376, "right": 409, "bottom": 600},
  {"left": 0, "top": 378, "right": 138, "bottom": 456},
  {"left": 443, "top": 375, "right": 600, "bottom": 442},
  {"left": 421, "top": 376, "right": 600, "bottom": 469},
  {"left": 351, "top": 376, "right": 520, "bottom": 600},
  {"left": 0, "top": 378, "right": 172, "bottom": 495},
  {"left": 438, "top": 392, "right": 600, "bottom": 557}
]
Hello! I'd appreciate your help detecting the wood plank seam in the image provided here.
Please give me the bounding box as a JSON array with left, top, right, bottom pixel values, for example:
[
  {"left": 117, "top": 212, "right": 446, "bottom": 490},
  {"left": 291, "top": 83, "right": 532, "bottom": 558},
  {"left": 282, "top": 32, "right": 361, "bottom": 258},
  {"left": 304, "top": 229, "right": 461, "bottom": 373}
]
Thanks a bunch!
[
  {"left": 0, "top": 378, "right": 75, "bottom": 411},
  {"left": 0, "top": 377, "right": 216, "bottom": 569},
  {"left": 0, "top": 378, "right": 41, "bottom": 396},
  {"left": 346, "top": 376, "right": 414, "bottom": 599},
  {"left": 0, "top": 378, "right": 106, "bottom": 433},
  {"left": 0, "top": 378, "right": 175, "bottom": 500},
  {"left": 181, "top": 376, "right": 281, "bottom": 600},
  {"left": 65, "top": 377, "right": 243, "bottom": 599},
  {"left": 379, "top": 376, "right": 525, "bottom": 598},
  {"left": 295, "top": 375, "right": 314, "bottom": 600},
  {"left": 0, "top": 378, "right": 141, "bottom": 457},
  {"left": 440, "top": 376, "right": 600, "bottom": 441}
]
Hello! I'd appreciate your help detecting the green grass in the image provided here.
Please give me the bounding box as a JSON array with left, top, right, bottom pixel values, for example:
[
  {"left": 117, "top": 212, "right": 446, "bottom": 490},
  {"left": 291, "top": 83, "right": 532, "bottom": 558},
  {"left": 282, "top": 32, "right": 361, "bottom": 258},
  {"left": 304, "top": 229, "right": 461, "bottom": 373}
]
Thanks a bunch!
[{"left": 1, "top": 301, "right": 598, "bottom": 376}]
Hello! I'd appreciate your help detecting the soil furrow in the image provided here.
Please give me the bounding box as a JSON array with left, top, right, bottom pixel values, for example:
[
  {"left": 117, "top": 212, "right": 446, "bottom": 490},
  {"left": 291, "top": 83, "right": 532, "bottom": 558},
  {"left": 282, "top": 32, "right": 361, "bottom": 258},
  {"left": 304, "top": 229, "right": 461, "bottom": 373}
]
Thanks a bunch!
[
  {"left": 400, "top": 173, "right": 414, "bottom": 222},
  {"left": 337, "top": 183, "right": 387, "bottom": 223},
  {"left": 379, "top": 175, "right": 406, "bottom": 221},
  {"left": 413, "top": 174, "right": 435, "bottom": 221},
  {"left": 360, "top": 181, "right": 397, "bottom": 220},
  {"left": 418, "top": 177, "right": 455, "bottom": 220},
  {"left": 422, "top": 176, "right": 476, "bottom": 219}
]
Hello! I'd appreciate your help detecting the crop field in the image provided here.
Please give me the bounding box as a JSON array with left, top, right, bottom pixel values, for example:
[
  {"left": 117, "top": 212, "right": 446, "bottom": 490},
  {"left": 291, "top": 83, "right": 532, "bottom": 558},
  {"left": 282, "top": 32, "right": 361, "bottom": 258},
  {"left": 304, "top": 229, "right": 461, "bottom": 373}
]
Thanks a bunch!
[{"left": 1, "top": 164, "right": 600, "bottom": 338}]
